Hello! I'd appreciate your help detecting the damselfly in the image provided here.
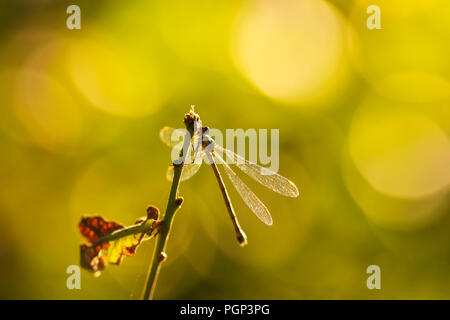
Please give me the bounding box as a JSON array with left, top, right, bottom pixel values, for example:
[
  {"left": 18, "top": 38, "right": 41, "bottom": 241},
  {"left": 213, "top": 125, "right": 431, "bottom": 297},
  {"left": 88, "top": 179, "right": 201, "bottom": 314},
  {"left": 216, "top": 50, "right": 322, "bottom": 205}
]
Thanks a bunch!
[{"left": 160, "top": 108, "right": 299, "bottom": 246}]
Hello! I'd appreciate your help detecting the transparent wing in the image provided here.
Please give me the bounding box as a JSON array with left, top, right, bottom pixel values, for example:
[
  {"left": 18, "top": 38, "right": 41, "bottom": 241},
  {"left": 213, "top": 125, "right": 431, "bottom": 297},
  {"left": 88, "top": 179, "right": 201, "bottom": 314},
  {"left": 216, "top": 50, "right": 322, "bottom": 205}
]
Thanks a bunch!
[
  {"left": 214, "top": 144, "right": 299, "bottom": 197},
  {"left": 161, "top": 124, "right": 203, "bottom": 167},
  {"left": 189, "top": 117, "right": 203, "bottom": 158},
  {"left": 161, "top": 118, "right": 205, "bottom": 182},
  {"left": 214, "top": 152, "right": 273, "bottom": 226},
  {"left": 160, "top": 126, "right": 203, "bottom": 153},
  {"left": 166, "top": 149, "right": 204, "bottom": 182},
  {"left": 159, "top": 126, "right": 179, "bottom": 147},
  {"left": 166, "top": 163, "right": 202, "bottom": 182},
  {"left": 191, "top": 127, "right": 203, "bottom": 163}
]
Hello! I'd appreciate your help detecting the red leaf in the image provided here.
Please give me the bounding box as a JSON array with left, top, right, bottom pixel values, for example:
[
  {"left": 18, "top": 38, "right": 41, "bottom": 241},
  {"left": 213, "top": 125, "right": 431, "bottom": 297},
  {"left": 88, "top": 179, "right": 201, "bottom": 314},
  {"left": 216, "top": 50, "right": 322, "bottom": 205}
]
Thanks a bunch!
[
  {"left": 79, "top": 216, "right": 123, "bottom": 243},
  {"left": 78, "top": 209, "right": 162, "bottom": 276}
]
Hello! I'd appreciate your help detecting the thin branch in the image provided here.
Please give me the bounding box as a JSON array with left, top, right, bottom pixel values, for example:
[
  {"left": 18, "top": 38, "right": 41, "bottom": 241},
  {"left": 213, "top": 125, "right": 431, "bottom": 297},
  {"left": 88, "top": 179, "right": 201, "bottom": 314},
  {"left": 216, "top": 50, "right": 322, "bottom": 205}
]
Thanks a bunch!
[
  {"left": 141, "top": 130, "right": 191, "bottom": 300},
  {"left": 91, "top": 221, "right": 152, "bottom": 246}
]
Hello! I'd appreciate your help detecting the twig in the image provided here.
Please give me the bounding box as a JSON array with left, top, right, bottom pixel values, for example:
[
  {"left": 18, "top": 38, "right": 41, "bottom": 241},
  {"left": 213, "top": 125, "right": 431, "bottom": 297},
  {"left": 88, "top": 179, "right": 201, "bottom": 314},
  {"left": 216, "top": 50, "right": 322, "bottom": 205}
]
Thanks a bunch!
[
  {"left": 141, "top": 130, "right": 191, "bottom": 300},
  {"left": 91, "top": 221, "right": 152, "bottom": 246}
]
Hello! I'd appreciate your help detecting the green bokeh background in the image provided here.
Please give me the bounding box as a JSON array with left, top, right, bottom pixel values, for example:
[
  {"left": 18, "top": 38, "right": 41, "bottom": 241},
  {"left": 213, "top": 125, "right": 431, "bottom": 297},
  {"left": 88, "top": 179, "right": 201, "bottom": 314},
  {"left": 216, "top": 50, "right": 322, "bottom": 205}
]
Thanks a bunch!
[{"left": 0, "top": 0, "right": 449, "bottom": 299}]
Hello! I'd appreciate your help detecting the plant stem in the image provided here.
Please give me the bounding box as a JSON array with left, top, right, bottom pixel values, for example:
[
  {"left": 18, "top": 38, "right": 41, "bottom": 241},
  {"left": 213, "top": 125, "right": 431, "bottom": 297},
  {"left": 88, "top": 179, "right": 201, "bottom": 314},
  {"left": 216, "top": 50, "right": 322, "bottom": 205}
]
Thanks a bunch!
[
  {"left": 141, "top": 131, "right": 190, "bottom": 300},
  {"left": 92, "top": 221, "right": 152, "bottom": 245}
]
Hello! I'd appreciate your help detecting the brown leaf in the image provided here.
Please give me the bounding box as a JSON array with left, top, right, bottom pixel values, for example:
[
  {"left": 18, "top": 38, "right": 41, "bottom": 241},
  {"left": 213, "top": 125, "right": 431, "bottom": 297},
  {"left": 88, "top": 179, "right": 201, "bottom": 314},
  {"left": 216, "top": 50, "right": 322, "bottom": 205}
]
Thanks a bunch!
[
  {"left": 78, "top": 212, "right": 162, "bottom": 276},
  {"left": 79, "top": 216, "right": 123, "bottom": 243},
  {"left": 80, "top": 243, "right": 106, "bottom": 276}
]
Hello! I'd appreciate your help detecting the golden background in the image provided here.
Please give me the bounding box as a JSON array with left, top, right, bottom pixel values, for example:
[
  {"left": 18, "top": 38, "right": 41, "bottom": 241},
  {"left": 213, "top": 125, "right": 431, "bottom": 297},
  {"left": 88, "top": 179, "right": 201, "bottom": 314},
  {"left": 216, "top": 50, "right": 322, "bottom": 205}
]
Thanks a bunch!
[{"left": 0, "top": 0, "right": 449, "bottom": 299}]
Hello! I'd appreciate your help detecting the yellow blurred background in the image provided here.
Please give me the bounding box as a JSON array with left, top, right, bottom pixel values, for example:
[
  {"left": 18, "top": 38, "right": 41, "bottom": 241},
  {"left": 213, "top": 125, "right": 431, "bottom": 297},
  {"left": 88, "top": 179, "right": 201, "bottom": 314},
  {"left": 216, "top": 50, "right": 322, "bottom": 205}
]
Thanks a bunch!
[{"left": 0, "top": 0, "right": 449, "bottom": 299}]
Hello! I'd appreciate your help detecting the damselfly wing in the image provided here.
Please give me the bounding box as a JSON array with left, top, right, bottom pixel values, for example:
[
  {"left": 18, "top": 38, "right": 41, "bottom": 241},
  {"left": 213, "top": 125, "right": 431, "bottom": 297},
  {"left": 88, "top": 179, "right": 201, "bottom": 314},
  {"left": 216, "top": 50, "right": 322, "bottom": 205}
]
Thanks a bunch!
[
  {"left": 214, "top": 144, "right": 299, "bottom": 198},
  {"left": 159, "top": 126, "right": 299, "bottom": 227},
  {"left": 212, "top": 152, "right": 273, "bottom": 226},
  {"left": 160, "top": 126, "right": 203, "bottom": 181}
]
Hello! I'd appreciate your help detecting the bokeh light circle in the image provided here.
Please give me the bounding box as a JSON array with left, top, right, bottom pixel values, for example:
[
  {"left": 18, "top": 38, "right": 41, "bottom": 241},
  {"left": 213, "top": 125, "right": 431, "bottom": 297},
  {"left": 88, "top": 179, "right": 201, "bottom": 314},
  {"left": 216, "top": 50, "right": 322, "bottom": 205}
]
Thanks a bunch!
[
  {"left": 341, "top": 147, "right": 449, "bottom": 231},
  {"left": 13, "top": 68, "right": 82, "bottom": 153},
  {"left": 232, "top": 0, "right": 350, "bottom": 105},
  {"left": 67, "top": 33, "right": 165, "bottom": 117},
  {"left": 0, "top": 29, "right": 84, "bottom": 153},
  {"left": 349, "top": 0, "right": 450, "bottom": 86},
  {"left": 348, "top": 97, "right": 450, "bottom": 199}
]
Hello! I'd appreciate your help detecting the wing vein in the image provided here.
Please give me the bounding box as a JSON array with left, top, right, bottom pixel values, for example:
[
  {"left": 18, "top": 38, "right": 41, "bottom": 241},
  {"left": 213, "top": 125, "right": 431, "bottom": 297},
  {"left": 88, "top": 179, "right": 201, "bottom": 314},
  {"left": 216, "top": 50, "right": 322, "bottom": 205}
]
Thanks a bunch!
[
  {"left": 214, "top": 152, "right": 273, "bottom": 226},
  {"left": 215, "top": 145, "right": 299, "bottom": 197}
]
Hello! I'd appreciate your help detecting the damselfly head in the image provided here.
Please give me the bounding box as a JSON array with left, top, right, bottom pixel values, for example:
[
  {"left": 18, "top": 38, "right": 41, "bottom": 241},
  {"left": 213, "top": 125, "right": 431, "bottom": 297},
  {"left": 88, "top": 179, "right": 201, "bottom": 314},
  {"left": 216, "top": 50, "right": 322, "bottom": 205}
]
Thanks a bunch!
[
  {"left": 202, "top": 126, "right": 210, "bottom": 135},
  {"left": 201, "top": 126, "right": 214, "bottom": 149},
  {"left": 184, "top": 106, "right": 200, "bottom": 134}
]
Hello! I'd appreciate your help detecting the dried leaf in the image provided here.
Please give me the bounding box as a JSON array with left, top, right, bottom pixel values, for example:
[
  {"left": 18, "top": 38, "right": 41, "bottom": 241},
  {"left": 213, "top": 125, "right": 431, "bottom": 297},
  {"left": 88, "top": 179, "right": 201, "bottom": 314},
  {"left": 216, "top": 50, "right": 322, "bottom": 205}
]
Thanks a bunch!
[
  {"left": 103, "top": 233, "right": 145, "bottom": 264},
  {"left": 80, "top": 243, "right": 106, "bottom": 276},
  {"left": 78, "top": 211, "right": 161, "bottom": 276},
  {"left": 79, "top": 216, "right": 123, "bottom": 242}
]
